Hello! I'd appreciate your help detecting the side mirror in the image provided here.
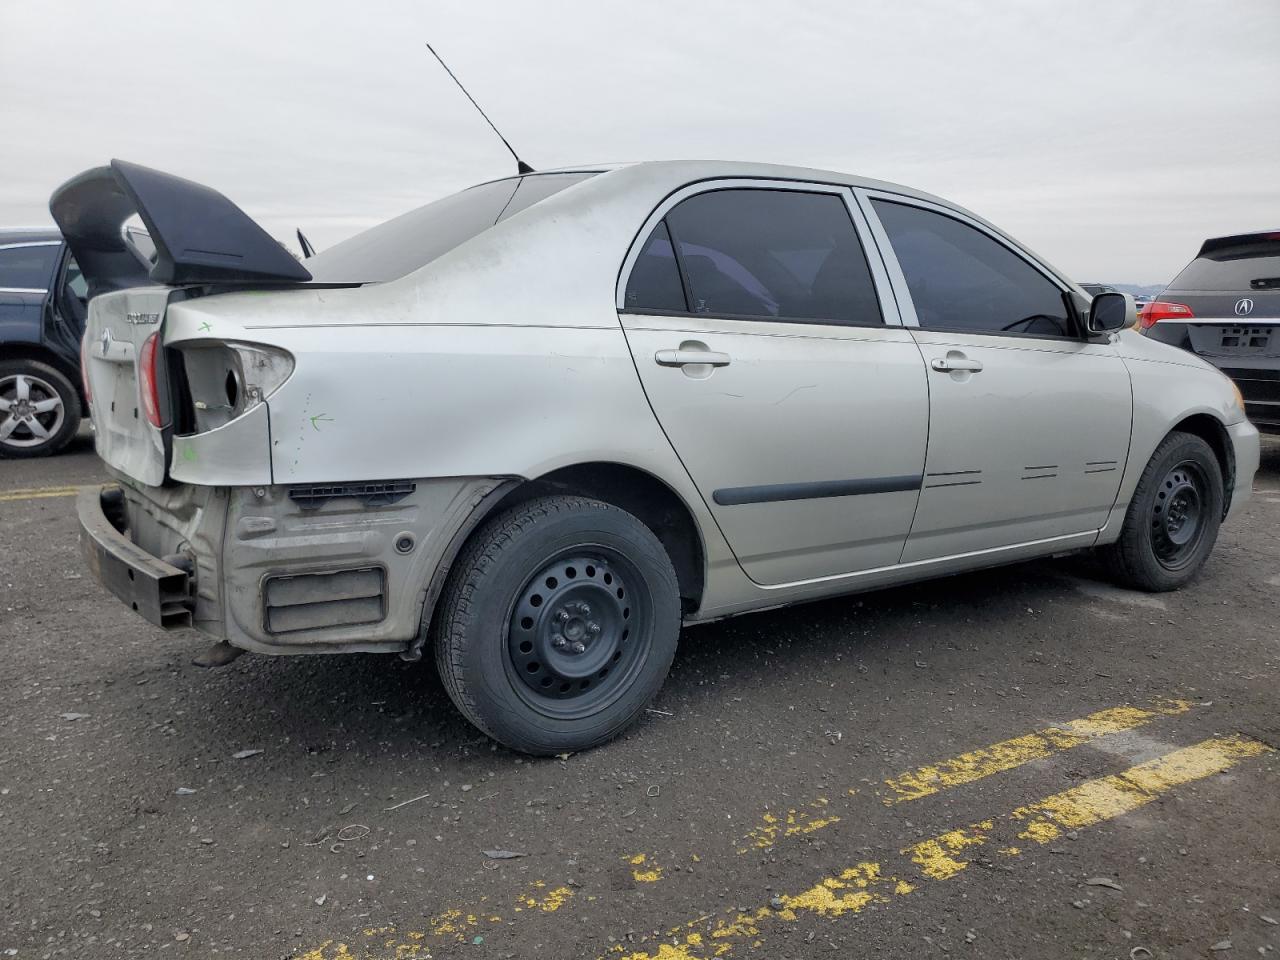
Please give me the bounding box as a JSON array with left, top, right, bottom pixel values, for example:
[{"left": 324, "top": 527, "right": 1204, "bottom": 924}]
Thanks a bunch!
[{"left": 1087, "top": 291, "right": 1134, "bottom": 334}]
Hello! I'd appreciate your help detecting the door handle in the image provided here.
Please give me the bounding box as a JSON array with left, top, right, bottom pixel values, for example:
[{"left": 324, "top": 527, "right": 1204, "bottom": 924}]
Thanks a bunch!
[
  {"left": 655, "top": 348, "right": 732, "bottom": 368},
  {"left": 930, "top": 356, "right": 984, "bottom": 373}
]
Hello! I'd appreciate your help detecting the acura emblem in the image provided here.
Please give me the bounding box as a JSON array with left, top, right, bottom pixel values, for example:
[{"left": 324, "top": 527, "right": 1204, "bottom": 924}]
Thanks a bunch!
[
  {"left": 1235, "top": 298, "right": 1254, "bottom": 316},
  {"left": 99, "top": 328, "right": 112, "bottom": 356}
]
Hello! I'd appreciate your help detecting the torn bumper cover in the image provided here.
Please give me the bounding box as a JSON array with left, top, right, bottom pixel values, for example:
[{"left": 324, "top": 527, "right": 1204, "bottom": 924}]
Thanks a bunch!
[
  {"left": 77, "top": 477, "right": 507, "bottom": 655},
  {"left": 78, "top": 486, "right": 195, "bottom": 628}
]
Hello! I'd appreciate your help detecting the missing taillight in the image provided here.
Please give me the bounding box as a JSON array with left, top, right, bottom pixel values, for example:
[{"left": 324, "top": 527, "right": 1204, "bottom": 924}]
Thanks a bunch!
[{"left": 175, "top": 341, "right": 293, "bottom": 435}]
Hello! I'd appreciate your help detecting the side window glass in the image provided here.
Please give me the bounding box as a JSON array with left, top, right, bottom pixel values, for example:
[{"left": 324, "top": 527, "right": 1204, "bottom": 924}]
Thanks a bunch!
[
  {"left": 623, "top": 221, "right": 687, "bottom": 313},
  {"left": 65, "top": 256, "right": 88, "bottom": 300},
  {"left": 872, "top": 200, "right": 1071, "bottom": 337},
  {"left": 0, "top": 244, "right": 59, "bottom": 290},
  {"left": 664, "top": 189, "right": 882, "bottom": 325}
]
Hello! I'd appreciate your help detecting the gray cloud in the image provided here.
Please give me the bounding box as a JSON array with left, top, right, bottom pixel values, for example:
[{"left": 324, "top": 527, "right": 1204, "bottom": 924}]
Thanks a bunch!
[{"left": 2, "top": 0, "right": 1277, "bottom": 284}]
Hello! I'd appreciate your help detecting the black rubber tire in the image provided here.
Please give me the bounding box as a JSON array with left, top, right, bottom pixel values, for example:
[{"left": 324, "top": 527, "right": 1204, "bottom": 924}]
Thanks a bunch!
[
  {"left": 0, "top": 359, "right": 82, "bottom": 459},
  {"left": 1097, "top": 431, "right": 1224, "bottom": 592},
  {"left": 434, "top": 495, "right": 680, "bottom": 755}
]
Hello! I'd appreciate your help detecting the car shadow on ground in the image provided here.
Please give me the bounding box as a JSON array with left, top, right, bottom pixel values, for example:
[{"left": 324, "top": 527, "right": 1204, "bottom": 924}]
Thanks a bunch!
[{"left": 179, "top": 555, "right": 1094, "bottom": 762}]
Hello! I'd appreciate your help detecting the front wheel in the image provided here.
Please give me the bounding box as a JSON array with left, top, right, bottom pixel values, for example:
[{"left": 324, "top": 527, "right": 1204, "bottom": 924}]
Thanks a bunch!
[
  {"left": 0, "top": 360, "right": 82, "bottom": 459},
  {"left": 1097, "top": 431, "right": 1224, "bottom": 591},
  {"left": 434, "top": 495, "right": 680, "bottom": 755}
]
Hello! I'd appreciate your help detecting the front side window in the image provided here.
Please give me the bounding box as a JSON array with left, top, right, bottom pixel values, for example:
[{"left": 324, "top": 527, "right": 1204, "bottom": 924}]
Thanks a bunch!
[
  {"left": 630, "top": 189, "right": 881, "bottom": 325},
  {"left": 0, "top": 243, "right": 59, "bottom": 290},
  {"left": 872, "top": 200, "right": 1072, "bottom": 337}
]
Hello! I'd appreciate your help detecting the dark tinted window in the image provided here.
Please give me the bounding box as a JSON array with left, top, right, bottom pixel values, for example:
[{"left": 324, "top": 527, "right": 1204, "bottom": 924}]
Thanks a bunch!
[
  {"left": 0, "top": 243, "right": 59, "bottom": 289},
  {"left": 662, "top": 189, "right": 882, "bottom": 325},
  {"left": 624, "top": 221, "right": 686, "bottom": 313},
  {"left": 873, "top": 200, "right": 1071, "bottom": 337},
  {"left": 307, "top": 173, "right": 597, "bottom": 283},
  {"left": 1168, "top": 253, "right": 1280, "bottom": 292}
]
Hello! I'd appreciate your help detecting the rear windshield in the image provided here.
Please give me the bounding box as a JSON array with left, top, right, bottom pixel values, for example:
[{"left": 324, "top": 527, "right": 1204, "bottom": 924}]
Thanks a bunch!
[
  {"left": 1168, "top": 248, "right": 1280, "bottom": 292},
  {"left": 306, "top": 172, "right": 597, "bottom": 283}
]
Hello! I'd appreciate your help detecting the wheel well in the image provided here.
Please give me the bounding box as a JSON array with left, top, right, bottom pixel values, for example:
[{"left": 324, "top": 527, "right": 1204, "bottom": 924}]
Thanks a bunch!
[
  {"left": 490, "top": 463, "right": 707, "bottom": 615},
  {"left": 0, "top": 343, "right": 85, "bottom": 406},
  {"left": 1171, "top": 414, "right": 1234, "bottom": 514}
]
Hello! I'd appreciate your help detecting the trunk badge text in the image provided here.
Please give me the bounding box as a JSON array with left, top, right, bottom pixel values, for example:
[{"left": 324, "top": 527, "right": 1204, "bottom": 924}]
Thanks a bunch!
[
  {"left": 126, "top": 312, "right": 161, "bottom": 325},
  {"left": 1235, "top": 298, "right": 1254, "bottom": 317}
]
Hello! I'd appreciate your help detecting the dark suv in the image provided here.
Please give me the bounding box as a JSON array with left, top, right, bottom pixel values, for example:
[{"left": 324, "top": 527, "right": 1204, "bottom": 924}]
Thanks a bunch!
[
  {"left": 0, "top": 228, "right": 89, "bottom": 457},
  {"left": 1140, "top": 230, "right": 1280, "bottom": 433}
]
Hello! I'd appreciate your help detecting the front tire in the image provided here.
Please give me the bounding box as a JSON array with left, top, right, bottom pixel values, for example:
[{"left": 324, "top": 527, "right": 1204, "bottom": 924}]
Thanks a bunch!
[
  {"left": 0, "top": 360, "right": 82, "bottom": 459},
  {"left": 434, "top": 495, "right": 680, "bottom": 755},
  {"left": 1098, "top": 431, "right": 1224, "bottom": 591}
]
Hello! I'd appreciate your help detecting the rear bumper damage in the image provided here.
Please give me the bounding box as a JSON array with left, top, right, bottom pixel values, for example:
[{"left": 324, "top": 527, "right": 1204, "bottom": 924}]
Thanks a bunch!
[{"left": 78, "top": 475, "right": 504, "bottom": 655}]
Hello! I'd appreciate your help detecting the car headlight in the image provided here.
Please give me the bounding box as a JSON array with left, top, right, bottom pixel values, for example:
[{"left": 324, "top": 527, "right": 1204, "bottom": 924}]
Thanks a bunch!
[{"left": 1228, "top": 379, "right": 1246, "bottom": 415}]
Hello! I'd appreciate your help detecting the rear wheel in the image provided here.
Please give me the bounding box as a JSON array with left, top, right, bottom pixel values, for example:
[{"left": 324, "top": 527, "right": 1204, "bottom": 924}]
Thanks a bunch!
[
  {"left": 1098, "top": 431, "right": 1224, "bottom": 591},
  {"left": 0, "top": 360, "right": 82, "bottom": 459},
  {"left": 434, "top": 495, "right": 680, "bottom": 755}
]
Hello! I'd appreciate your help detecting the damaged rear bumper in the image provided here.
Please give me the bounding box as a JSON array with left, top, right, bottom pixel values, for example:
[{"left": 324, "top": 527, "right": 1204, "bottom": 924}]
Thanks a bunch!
[
  {"left": 78, "top": 486, "right": 195, "bottom": 628},
  {"left": 78, "top": 476, "right": 505, "bottom": 655}
]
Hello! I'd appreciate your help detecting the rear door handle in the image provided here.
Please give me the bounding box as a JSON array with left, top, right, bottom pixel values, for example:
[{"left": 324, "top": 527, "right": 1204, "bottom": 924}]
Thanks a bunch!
[
  {"left": 930, "top": 356, "right": 984, "bottom": 373},
  {"left": 655, "top": 349, "right": 732, "bottom": 368}
]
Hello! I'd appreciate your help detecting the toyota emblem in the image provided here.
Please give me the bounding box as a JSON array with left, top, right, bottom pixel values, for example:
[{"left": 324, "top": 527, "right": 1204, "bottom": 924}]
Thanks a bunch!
[{"left": 1235, "top": 298, "right": 1255, "bottom": 316}]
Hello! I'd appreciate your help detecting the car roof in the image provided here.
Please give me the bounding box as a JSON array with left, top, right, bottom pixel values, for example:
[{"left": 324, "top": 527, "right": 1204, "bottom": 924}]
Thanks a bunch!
[
  {"left": 0, "top": 226, "right": 63, "bottom": 246},
  {"left": 492, "top": 159, "right": 953, "bottom": 206}
]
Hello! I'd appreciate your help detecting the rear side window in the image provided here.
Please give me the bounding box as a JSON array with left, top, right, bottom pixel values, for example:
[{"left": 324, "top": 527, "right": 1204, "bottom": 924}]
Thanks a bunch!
[
  {"left": 1168, "top": 253, "right": 1280, "bottom": 292},
  {"left": 628, "top": 189, "right": 882, "bottom": 325},
  {"left": 0, "top": 243, "right": 59, "bottom": 289},
  {"left": 872, "top": 200, "right": 1071, "bottom": 338},
  {"left": 624, "top": 222, "right": 687, "bottom": 313}
]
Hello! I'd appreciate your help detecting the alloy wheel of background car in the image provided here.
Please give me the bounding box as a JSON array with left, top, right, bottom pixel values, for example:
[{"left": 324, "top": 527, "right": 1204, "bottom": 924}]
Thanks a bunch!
[
  {"left": 434, "top": 495, "right": 680, "bottom": 755},
  {"left": 1099, "top": 431, "right": 1223, "bottom": 592},
  {"left": 0, "top": 361, "right": 81, "bottom": 459}
]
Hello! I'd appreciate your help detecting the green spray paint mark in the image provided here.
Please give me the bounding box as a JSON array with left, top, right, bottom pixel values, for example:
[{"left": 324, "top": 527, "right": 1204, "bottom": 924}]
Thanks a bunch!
[
  {"left": 309, "top": 414, "right": 335, "bottom": 431},
  {"left": 182, "top": 446, "right": 197, "bottom": 462}
]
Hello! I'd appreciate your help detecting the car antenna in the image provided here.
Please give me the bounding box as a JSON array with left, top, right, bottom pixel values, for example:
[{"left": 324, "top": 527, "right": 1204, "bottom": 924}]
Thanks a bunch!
[
  {"left": 425, "top": 42, "right": 534, "bottom": 175},
  {"left": 296, "top": 229, "right": 315, "bottom": 259}
]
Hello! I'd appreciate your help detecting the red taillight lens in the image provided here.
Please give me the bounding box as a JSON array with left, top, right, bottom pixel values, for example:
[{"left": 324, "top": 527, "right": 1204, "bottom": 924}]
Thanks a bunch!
[
  {"left": 139, "top": 332, "right": 164, "bottom": 428},
  {"left": 79, "top": 331, "right": 92, "bottom": 407},
  {"left": 1137, "top": 300, "right": 1194, "bottom": 331}
]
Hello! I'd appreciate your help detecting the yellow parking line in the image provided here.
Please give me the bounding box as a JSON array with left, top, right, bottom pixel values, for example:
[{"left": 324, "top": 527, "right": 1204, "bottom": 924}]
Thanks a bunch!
[
  {"left": 296, "top": 698, "right": 1208, "bottom": 959},
  {"left": 0, "top": 485, "right": 81, "bottom": 503},
  {"left": 739, "top": 698, "right": 1191, "bottom": 850},
  {"left": 613, "top": 735, "right": 1271, "bottom": 959}
]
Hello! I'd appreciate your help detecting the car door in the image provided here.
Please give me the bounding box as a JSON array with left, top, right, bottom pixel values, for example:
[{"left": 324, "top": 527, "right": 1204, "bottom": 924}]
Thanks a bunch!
[
  {"left": 44, "top": 246, "right": 89, "bottom": 361},
  {"left": 858, "top": 191, "right": 1132, "bottom": 563},
  {"left": 617, "top": 181, "right": 930, "bottom": 586}
]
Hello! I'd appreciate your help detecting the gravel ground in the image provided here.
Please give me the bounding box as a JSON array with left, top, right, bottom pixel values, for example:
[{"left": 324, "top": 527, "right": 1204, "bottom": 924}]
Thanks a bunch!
[{"left": 1, "top": 429, "right": 1277, "bottom": 960}]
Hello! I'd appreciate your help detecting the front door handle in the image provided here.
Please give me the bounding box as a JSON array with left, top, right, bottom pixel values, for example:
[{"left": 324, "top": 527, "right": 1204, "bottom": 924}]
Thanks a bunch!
[
  {"left": 930, "top": 356, "right": 984, "bottom": 373},
  {"left": 655, "top": 348, "right": 732, "bottom": 368}
]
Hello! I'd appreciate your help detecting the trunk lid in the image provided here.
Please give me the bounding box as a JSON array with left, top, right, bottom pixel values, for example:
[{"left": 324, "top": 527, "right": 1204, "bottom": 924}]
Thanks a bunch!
[{"left": 82, "top": 286, "right": 174, "bottom": 486}]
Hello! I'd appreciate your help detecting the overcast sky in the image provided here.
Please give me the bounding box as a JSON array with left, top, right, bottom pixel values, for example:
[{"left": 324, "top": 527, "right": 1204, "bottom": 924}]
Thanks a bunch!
[{"left": 2, "top": 0, "right": 1277, "bottom": 285}]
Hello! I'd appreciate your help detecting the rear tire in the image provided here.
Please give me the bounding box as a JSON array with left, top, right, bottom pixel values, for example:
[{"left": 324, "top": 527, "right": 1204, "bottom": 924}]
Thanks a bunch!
[
  {"left": 1097, "top": 431, "right": 1224, "bottom": 591},
  {"left": 434, "top": 495, "right": 680, "bottom": 755},
  {"left": 0, "top": 360, "right": 81, "bottom": 459}
]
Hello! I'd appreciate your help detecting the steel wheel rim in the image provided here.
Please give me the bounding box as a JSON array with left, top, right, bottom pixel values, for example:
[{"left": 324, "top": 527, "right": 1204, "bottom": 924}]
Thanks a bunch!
[
  {"left": 505, "top": 548, "right": 650, "bottom": 719},
  {"left": 1150, "top": 459, "right": 1207, "bottom": 570},
  {"left": 0, "top": 374, "right": 65, "bottom": 448}
]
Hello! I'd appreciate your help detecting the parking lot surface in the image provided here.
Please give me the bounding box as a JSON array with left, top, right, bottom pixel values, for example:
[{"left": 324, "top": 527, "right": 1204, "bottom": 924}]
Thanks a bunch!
[{"left": 2, "top": 431, "right": 1278, "bottom": 959}]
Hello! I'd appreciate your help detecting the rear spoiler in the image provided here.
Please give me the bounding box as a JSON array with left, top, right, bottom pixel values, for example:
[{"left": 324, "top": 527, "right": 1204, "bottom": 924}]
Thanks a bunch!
[
  {"left": 1197, "top": 230, "right": 1280, "bottom": 260},
  {"left": 49, "top": 159, "right": 310, "bottom": 298}
]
